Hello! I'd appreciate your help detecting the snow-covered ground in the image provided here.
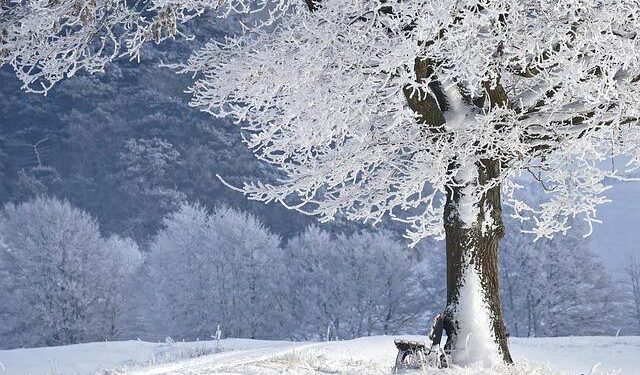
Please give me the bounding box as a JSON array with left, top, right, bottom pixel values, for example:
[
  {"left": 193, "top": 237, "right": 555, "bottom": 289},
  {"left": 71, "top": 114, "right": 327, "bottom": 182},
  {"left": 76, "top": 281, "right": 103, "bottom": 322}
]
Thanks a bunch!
[{"left": 0, "top": 336, "right": 638, "bottom": 375}]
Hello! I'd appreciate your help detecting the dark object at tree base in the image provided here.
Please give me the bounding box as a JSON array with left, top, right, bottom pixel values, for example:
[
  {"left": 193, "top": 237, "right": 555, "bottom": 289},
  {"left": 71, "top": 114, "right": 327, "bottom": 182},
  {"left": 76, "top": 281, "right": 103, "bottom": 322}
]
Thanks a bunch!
[{"left": 394, "top": 313, "right": 449, "bottom": 371}]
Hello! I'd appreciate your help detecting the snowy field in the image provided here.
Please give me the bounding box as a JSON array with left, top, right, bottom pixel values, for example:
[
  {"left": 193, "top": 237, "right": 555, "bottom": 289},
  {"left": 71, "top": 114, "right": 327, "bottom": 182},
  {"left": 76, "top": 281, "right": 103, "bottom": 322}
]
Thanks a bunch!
[{"left": 0, "top": 336, "right": 638, "bottom": 375}]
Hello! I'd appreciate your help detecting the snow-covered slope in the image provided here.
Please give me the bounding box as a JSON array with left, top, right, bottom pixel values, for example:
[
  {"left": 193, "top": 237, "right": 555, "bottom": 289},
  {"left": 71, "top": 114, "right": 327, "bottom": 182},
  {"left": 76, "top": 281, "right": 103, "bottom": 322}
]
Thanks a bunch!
[{"left": 0, "top": 336, "right": 639, "bottom": 375}]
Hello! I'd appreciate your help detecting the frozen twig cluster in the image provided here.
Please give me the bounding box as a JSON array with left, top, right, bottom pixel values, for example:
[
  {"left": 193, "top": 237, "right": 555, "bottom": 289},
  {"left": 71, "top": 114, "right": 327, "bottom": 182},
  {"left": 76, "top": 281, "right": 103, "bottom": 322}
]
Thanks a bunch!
[{"left": 0, "top": 0, "right": 275, "bottom": 93}]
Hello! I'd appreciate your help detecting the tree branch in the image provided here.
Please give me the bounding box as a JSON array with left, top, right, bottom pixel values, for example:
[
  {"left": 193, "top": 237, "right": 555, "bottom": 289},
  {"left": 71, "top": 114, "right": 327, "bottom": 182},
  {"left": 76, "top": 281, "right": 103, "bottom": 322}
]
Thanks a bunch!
[
  {"left": 402, "top": 58, "right": 447, "bottom": 134},
  {"left": 508, "top": 21, "right": 580, "bottom": 78}
]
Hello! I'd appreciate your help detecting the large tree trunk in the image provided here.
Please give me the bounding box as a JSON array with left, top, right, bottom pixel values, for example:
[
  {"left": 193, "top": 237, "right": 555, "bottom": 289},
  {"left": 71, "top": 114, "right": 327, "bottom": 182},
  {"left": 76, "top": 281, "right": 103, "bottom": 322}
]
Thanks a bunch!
[{"left": 442, "top": 159, "right": 513, "bottom": 366}]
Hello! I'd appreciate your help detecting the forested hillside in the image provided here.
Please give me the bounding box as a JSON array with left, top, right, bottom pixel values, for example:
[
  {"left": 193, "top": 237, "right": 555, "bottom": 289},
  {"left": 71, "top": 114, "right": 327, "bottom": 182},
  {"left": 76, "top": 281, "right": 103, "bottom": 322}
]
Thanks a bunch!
[{"left": 0, "top": 17, "right": 319, "bottom": 245}]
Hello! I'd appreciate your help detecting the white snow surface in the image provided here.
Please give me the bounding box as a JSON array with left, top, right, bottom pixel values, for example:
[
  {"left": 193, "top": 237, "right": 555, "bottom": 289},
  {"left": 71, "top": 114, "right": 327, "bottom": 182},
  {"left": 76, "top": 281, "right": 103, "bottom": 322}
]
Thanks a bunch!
[
  {"left": 0, "top": 336, "right": 639, "bottom": 375},
  {"left": 452, "top": 265, "right": 501, "bottom": 367}
]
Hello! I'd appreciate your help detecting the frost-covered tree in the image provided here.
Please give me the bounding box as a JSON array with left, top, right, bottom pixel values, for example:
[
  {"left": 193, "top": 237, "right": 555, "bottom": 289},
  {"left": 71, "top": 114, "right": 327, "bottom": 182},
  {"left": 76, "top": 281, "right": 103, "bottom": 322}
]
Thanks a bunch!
[
  {"left": 500, "top": 221, "right": 614, "bottom": 337},
  {"left": 144, "top": 202, "right": 284, "bottom": 340},
  {"left": 283, "top": 227, "right": 356, "bottom": 339},
  {"left": 338, "top": 231, "right": 428, "bottom": 336},
  {"left": 4, "top": 0, "right": 640, "bottom": 365},
  {"left": 0, "top": 196, "right": 140, "bottom": 348},
  {"left": 283, "top": 227, "right": 432, "bottom": 340},
  {"left": 99, "top": 235, "right": 143, "bottom": 339},
  {"left": 143, "top": 202, "right": 219, "bottom": 339},
  {"left": 209, "top": 205, "right": 286, "bottom": 339}
]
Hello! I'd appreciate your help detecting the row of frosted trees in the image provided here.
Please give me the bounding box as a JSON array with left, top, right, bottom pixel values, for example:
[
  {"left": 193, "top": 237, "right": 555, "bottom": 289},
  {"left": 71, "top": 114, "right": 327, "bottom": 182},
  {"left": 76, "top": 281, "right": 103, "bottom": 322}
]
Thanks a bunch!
[
  {"left": 0, "top": 197, "right": 435, "bottom": 347},
  {"left": 0, "top": 196, "right": 638, "bottom": 349},
  {"left": 133, "top": 203, "right": 436, "bottom": 341}
]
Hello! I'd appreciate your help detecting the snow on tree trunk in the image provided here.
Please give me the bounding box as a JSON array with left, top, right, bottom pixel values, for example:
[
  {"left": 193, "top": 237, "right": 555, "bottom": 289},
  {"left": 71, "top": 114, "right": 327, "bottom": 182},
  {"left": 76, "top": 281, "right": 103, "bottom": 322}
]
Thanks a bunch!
[{"left": 443, "top": 159, "right": 512, "bottom": 365}]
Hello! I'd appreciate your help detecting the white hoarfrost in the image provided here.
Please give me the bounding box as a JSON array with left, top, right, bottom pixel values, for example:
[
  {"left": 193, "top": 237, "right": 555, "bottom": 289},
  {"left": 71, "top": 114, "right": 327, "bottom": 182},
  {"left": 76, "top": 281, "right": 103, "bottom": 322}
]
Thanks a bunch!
[
  {"left": 453, "top": 263, "right": 501, "bottom": 367},
  {"left": 456, "top": 164, "right": 480, "bottom": 229},
  {"left": 482, "top": 201, "right": 496, "bottom": 237}
]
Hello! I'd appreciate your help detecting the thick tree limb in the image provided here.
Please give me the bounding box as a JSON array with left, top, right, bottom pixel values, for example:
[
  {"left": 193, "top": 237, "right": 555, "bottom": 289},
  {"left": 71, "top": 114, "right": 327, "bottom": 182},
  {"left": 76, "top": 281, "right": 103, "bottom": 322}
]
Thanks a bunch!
[{"left": 402, "top": 58, "right": 447, "bottom": 133}]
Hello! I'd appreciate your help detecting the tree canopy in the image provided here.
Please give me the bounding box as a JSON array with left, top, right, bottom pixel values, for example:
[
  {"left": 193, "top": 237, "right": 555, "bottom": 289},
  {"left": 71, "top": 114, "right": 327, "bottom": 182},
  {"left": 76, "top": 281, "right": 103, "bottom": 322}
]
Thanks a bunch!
[{"left": 3, "top": 1, "right": 639, "bottom": 243}]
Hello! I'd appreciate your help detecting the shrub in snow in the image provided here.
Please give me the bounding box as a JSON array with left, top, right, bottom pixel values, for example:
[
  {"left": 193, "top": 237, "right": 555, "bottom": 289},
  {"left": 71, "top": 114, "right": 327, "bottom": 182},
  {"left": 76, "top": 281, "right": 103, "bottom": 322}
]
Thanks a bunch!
[{"left": 0, "top": 196, "right": 141, "bottom": 348}]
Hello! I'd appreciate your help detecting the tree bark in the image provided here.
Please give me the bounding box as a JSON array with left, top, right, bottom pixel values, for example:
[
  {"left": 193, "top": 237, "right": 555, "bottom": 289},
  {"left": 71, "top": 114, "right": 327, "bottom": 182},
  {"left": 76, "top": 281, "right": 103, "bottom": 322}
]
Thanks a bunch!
[{"left": 442, "top": 159, "right": 513, "bottom": 365}]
